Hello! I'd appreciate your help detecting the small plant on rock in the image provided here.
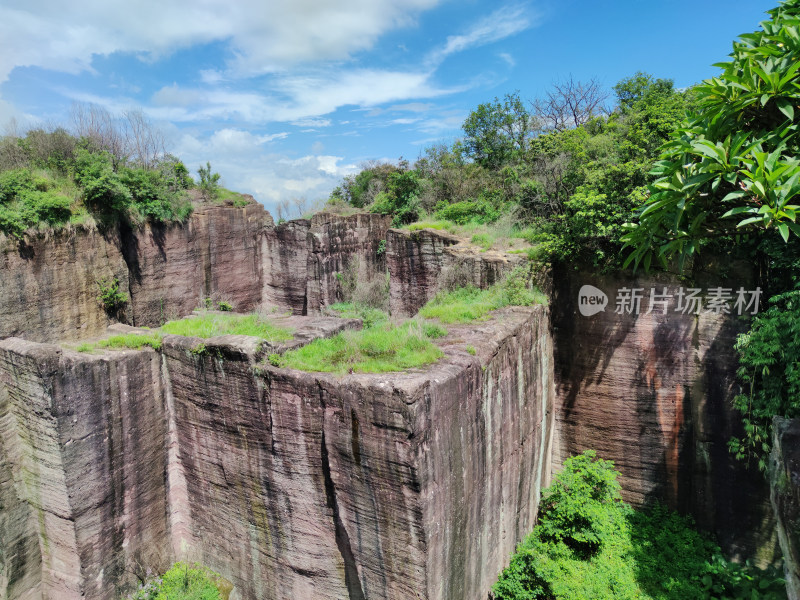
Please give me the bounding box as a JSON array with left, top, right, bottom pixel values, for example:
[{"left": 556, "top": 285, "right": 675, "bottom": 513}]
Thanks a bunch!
[{"left": 97, "top": 276, "right": 128, "bottom": 315}]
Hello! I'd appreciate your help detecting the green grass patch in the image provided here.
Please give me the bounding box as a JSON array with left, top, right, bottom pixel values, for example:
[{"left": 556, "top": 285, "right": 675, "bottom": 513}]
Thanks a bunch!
[
  {"left": 214, "top": 187, "right": 249, "bottom": 207},
  {"left": 471, "top": 233, "right": 493, "bottom": 251},
  {"left": 326, "top": 302, "right": 389, "bottom": 328},
  {"left": 128, "top": 562, "right": 223, "bottom": 600},
  {"left": 275, "top": 320, "right": 443, "bottom": 374},
  {"left": 404, "top": 220, "right": 454, "bottom": 232},
  {"left": 77, "top": 332, "right": 163, "bottom": 353},
  {"left": 419, "top": 268, "right": 547, "bottom": 324},
  {"left": 160, "top": 312, "right": 293, "bottom": 342}
]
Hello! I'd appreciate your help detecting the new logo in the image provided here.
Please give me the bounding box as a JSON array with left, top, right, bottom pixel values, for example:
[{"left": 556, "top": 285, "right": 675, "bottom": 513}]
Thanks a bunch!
[{"left": 578, "top": 285, "right": 608, "bottom": 316}]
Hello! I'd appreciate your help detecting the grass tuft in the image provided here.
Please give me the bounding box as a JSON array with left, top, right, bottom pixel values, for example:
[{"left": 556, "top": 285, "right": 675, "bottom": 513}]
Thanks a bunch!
[
  {"left": 160, "top": 312, "right": 293, "bottom": 342},
  {"left": 419, "top": 268, "right": 547, "bottom": 324},
  {"left": 276, "top": 320, "right": 443, "bottom": 374}
]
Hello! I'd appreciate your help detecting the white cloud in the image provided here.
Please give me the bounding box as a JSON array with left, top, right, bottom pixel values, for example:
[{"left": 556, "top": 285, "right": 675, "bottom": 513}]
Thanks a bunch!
[
  {"left": 427, "top": 4, "right": 532, "bottom": 66},
  {"left": 291, "top": 117, "right": 332, "bottom": 128},
  {"left": 498, "top": 52, "right": 516, "bottom": 67},
  {"left": 0, "top": 0, "right": 441, "bottom": 85},
  {"left": 173, "top": 129, "right": 357, "bottom": 212}
]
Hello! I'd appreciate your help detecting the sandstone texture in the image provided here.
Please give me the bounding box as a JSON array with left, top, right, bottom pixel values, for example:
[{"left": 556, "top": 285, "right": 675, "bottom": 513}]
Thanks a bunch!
[
  {"left": 771, "top": 417, "right": 800, "bottom": 599},
  {"left": 262, "top": 213, "right": 390, "bottom": 314},
  {"left": 386, "top": 228, "right": 537, "bottom": 317},
  {"left": 0, "top": 307, "right": 553, "bottom": 600},
  {"left": 123, "top": 203, "right": 272, "bottom": 325},
  {"left": 0, "top": 338, "right": 169, "bottom": 600},
  {"left": 550, "top": 267, "right": 777, "bottom": 562},
  {"left": 0, "top": 229, "right": 129, "bottom": 343}
]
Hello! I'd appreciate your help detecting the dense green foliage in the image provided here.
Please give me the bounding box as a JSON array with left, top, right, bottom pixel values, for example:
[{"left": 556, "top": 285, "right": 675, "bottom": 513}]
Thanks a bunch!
[
  {"left": 730, "top": 289, "right": 800, "bottom": 469},
  {"left": 624, "top": 0, "right": 800, "bottom": 269},
  {"left": 328, "top": 72, "right": 694, "bottom": 268},
  {"left": 0, "top": 118, "right": 200, "bottom": 238},
  {"left": 127, "top": 562, "right": 222, "bottom": 600},
  {"left": 419, "top": 267, "right": 547, "bottom": 323},
  {"left": 492, "top": 451, "right": 786, "bottom": 600}
]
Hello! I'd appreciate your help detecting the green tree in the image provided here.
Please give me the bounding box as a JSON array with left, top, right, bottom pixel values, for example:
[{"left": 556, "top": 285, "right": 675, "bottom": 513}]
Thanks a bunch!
[
  {"left": 197, "top": 162, "right": 221, "bottom": 200},
  {"left": 623, "top": 0, "right": 800, "bottom": 270},
  {"left": 462, "top": 92, "right": 535, "bottom": 170}
]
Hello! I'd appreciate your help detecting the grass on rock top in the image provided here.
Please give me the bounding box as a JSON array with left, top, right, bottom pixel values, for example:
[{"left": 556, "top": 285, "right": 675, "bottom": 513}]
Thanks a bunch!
[
  {"left": 160, "top": 312, "right": 293, "bottom": 342},
  {"left": 274, "top": 319, "right": 443, "bottom": 374},
  {"left": 419, "top": 270, "right": 547, "bottom": 324},
  {"left": 76, "top": 311, "right": 293, "bottom": 352}
]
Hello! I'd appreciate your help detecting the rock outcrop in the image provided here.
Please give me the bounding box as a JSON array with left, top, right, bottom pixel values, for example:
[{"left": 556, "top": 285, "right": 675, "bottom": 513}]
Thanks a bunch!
[
  {"left": 0, "top": 208, "right": 390, "bottom": 344},
  {"left": 262, "top": 213, "right": 390, "bottom": 314},
  {"left": 550, "top": 268, "right": 777, "bottom": 562},
  {"left": 0, "top": 307, "right": 554, "bottom": 600},
  {"left": 771, "top": 417, "right": 800, "bottom": 599},
  {"left": 386, "top": 228, "right": 529, "bottom": 317}
]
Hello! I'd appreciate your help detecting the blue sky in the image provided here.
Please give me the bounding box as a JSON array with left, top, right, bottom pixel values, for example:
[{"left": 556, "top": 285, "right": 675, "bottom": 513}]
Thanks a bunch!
[{"left": 0, "top": 0, "right": 777, "bottom": 216}]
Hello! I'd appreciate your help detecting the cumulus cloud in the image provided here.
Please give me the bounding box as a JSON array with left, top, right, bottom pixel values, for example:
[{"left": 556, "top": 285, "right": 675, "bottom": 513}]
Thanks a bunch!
[
  {"left": 173, "top": 128, "right": 358, "bottom": 212},
  {"left": 0, "top": 0, "right": 440, "bottom": 84}
]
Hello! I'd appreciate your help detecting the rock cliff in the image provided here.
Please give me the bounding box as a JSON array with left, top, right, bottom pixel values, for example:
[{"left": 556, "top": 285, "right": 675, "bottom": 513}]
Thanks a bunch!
[
  {"left": 0, "top": 207, "right": 785, "bottom": 599},
  {"left": 771, "top": 417, "right": 800, "bottom": 599},
  {"left": 0, "top": 307, "right": 553, "bottom": 600},
  {"left": 0, "top": 207, "right": 390, "bottom": 343}
]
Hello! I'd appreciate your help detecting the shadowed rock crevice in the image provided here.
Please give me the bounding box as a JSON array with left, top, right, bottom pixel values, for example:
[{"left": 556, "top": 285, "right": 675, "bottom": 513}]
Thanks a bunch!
[{"left": 321, "top": 429, "right": 366, "bottom": 600}]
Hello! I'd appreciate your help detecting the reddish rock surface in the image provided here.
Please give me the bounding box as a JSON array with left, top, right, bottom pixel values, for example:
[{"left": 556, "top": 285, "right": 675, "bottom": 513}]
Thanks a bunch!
[
  {"left": 123, "top": 203, "right": 272, "bottom": 325},
  {"left": 550, "top": 267, "right": 777, "bottom": 561},
  {"left": 386, "top": 228, "right": 532, "bottom": 317},
  {"left": 0, "top": 307, "right": 554, "bottom": 600},
  {"left": 0, "top": 339, "right": 170, "bottom": 600},
  {"left": 261, "top": 213, "right": 390, "bottom": 314},
  {"left": 0, "top": 229, "right": 129, "bottom": 343}
]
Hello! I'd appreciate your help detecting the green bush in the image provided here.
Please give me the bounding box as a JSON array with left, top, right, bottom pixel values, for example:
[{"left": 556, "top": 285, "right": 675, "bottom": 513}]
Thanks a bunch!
[
  {"left": 74, "top": 149, "right": 131, "bottom": 213},
  {"left": 96, "top": 276, "right": 128, "bottom": 314},
  {"left": 491, "top": 450, "right": 787, "bottom": 600},
  {"left": 434, "top": 199, "right": 501, "bottom": 225},
  {"left": 127, "top": 562, "right": 222, "bottom": 600}
]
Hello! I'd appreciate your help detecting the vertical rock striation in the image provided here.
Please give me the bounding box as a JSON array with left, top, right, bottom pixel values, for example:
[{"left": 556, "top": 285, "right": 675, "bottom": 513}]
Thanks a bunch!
[
  {"left": 0, "top": 229, "right": 129, "bottom": 343},
  {"left": 0, "top": 339, "right": 170, "bottom": 600},
  {"left": 385, "top": 228, "right": 533, "bottom": 317},
  {"left": 771, "top": 417, "right": 800, "bottom": 599},
  {"left": 0, "top": 306, "right": 554, "bottom": 600},
  {"left": 261, "top": 213, "right": 390, "bottom": 314},
  {"left": 550, "top": 268, "right": 776, "bottom": 561},
  {"left": 123, "top": 203, "right": 271, "bottom": 325}
]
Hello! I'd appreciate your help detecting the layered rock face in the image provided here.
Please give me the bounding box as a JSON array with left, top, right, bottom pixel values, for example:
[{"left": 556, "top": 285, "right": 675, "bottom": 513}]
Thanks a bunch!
[
  {"left": 262, "top": 213, "right": 390, "bottom": 314},
  {"left": 0, "top": 307, "right": 554, "bottom": 600},
  {"left": 0, "top": 229, "right": 129, "bottom": 343},
  {"left": 122, "top": 203, "right": 272, "bottom": 325},
  {"left": 0, "top": 208, "right": 390, "bottom": 344},
  {"left": 0, "top": 339, "right": 170, "bottom": 600},
  {"left": 770, "top": 417, "right": 800, "bottom": 598},
  {"left": 550, "top": 268, "right": 776, "bottom": 561},
  {"left": 386, "top": 228, "right": 528, "bottom": 317}
]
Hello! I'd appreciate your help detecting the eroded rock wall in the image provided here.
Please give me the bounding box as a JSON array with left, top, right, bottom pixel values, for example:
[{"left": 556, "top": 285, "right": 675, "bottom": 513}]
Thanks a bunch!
[
  {"left": 261, "top": 213, "right": 390, "bottom": 314},
  {"left": 386, "top": 228, "right": 532, "bottom": 317},
  {"left": 0, "top": 229, "right": 129, "bottom": 343},
  {"left": 0, "top": 306, "right": 554, "bottom": 600},
  {"left": 770, "top": 417, "right": 800, "bottom": 599},
  {"left": 0, "top": 339, "right": 170, "bottom": 600},
  {"left": 123, "top": 203, "right": 271, "bottom": 325},
  {"left": 550, "top": 268, "right": 777, "bottom": 561},
  {"left": 0, "top": 204, "right": 272, "bottom": 344}
]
